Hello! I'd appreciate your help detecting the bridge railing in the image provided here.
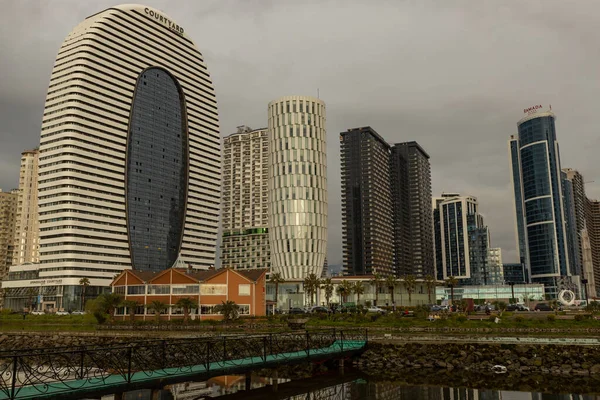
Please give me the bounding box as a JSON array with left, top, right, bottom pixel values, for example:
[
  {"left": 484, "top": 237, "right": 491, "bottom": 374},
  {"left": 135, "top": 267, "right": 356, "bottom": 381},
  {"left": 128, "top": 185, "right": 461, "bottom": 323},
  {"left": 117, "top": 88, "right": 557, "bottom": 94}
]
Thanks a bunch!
[{"left": 0, "top": 329, "right": 367, "bottom": 400}]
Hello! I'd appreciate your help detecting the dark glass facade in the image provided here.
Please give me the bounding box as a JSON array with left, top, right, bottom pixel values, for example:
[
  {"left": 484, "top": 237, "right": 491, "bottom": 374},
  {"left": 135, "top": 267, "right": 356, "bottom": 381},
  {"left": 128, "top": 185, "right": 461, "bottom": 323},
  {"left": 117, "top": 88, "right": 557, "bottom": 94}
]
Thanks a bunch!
[
  {"left": 340, "top": 127, "right": 394, "bottom": 277},
  {"left": 509, "top": 138, "right": 527, "bottom": 268},
  {"left": 390, "top": 142, "right": 434, "bottom": 279},
  {"left": 503, "top": 263, "right": 527, "bottom": 284},
  {"left": 512, "top": 112, "right": 571, "bottom": 294},
  {"left": 126, "top": 68, "right": 187, "bottom": 272}
]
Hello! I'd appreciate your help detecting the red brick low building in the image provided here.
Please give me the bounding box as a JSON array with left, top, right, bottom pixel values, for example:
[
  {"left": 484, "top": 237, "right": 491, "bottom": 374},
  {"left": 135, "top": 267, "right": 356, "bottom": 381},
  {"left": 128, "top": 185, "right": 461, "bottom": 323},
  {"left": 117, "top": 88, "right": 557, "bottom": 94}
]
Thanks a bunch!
[{"left": 111, "top": 267, "right": 267, "bottom": 320}]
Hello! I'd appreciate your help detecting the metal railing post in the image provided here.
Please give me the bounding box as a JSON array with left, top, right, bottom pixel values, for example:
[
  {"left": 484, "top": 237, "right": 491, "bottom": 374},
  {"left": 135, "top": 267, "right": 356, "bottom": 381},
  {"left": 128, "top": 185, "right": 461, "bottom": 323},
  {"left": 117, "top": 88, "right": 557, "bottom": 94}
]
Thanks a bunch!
[
  {"left": 365, "top": 328, "right": 368, "bottom": 345},
  {"left": 306, "top": 331, "right": 310, "bottom": 357},
  {"left": 263, "top": 336, "right": 268, "bottom": 361},
  {"left": 269, "top": 333, "right": 273, "bottom": 357},
  {"left": 10, "top": 355, "right": 17, "bottom": 400},
  {"left": 161, "top": 340, "right": 166, "bottom": 369},
  {"left": 206, "top": 342, "right": 211, "bottom": 372},
  {"left": 127, "top": 347, "right": 133, "bottom": 384},
  {"left": 79, "top": 349, "right": 85, "bottom": 379},
  {"left": 223, "top": 336, "right": 227, "bottom": 362},
  {"left": 340, "top": 331, "right": 344, "bottom": 352}
]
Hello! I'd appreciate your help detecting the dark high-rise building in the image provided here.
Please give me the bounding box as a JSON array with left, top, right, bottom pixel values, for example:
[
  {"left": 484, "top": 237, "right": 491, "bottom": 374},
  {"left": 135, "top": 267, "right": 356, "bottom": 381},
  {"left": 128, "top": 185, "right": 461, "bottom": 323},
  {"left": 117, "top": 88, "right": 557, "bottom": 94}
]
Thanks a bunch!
[
  {"left": 340, "top": 127, "right": 394, "bottom": 277},
  {"left": 503, "top": 263, "right": 527, "bottom": 284},
  {"left": 509, "top": 107, "right": 573, "bottom": 296},
  {"left": 586, "top": 199, "right": 600, "bottom": 297},
  {"left": 390, "top": 142, "right": 434, "bottom": 278}
]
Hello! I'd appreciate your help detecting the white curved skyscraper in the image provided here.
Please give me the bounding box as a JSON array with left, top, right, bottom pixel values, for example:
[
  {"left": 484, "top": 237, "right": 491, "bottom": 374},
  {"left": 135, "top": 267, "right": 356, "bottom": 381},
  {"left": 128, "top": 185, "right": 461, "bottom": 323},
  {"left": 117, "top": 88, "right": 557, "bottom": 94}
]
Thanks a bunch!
[
  {"left": 268, "top": 96, "right": 327, "bottom": 280},
  {"left": 33, "top": 4, "right": 220, "bottom": 305}
]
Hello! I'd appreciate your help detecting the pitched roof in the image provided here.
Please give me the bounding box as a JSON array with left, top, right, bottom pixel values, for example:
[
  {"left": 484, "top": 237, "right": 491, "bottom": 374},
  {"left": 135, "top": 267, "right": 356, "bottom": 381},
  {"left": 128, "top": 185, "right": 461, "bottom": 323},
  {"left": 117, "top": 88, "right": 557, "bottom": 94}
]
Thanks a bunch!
[
  {"left": 238, "top": 269, "right": 268, "bottom": 282},
  {"left": 185, "top": 268, "right": 224, "bottom": 282},
  {"left": 127, "top": 270, "right": 161, "bottom": 283}
]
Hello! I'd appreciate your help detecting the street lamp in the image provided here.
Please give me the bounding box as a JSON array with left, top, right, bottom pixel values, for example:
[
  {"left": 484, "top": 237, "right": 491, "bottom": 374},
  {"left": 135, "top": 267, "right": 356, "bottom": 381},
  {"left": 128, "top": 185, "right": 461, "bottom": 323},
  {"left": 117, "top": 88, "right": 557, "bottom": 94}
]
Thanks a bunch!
[
  {"left": 508, "top": 281, "right": 516, "bottom": 304},
  {"left": 581, "top": 279, "right": 589, "bottom": 304}
]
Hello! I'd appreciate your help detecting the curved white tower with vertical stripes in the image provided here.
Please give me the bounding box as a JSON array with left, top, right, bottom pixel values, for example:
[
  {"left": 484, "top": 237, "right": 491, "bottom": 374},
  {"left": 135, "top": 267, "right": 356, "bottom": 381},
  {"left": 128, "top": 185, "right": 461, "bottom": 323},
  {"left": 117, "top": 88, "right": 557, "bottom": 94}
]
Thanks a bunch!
[
  {"left": 268, "top": 95, "right": 327, "bottom": 280},
  {"left": 37, "top": 4, "right": 220, "bottom": 288}
]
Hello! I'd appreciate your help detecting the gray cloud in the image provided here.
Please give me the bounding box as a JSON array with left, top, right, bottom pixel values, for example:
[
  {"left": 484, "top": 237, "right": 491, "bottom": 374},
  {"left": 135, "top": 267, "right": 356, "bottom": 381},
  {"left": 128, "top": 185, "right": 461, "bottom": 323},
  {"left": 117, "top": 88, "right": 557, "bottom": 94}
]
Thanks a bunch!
[{"left": 2, "top": 0, "right": 600, "bottom": 266}]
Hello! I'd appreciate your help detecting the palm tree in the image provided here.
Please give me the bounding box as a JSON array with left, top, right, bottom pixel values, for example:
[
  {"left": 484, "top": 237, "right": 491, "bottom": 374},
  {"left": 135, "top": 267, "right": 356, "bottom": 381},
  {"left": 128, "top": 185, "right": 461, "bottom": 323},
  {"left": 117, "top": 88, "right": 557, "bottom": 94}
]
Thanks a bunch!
[
  {"left": 120, "top": 299, "right": 139, "bottom": 322},
  {"left": 336, "top": 280, "right": 351, "bottom": 304},
  {"left": 175, "top": 297, "right": 198, "bottom": 323},
  {"left": 100, "top": 293, "right": 123, "bottom": 323},
  {"left": 368, "top": 274, "right": 383, "bottom": 306},
  {"left": 403, "top": 275, "right": 417, "bottom": 305},
  {"left": 214, "top": 300, "right": 239, "bottom": 322},
  {"left": 320, "top": 278, "right": 334, "bottom": 306},
  {"left": 424, "top": 275, "right": 436, "bottom": 304},
  {"left": 446, "top": 276, "right": 459, "bottom": 306},
  {"left": 79, "top": 277, "right": 90, "bottom": 311},
  {"left": 353, "top": 281, "right": 365, "bottom": 305},
  {"left": 303, "top": 273, "right": 320, "bottom": 305},
  {"left": 269, "top": 272, "right": 285, "bottom": 307},
  {"left": 385, "top": 275, "right": 397, "bottom": 305},
  {"left": 148, "top": 300, "right": 168, "bottom": 323}
]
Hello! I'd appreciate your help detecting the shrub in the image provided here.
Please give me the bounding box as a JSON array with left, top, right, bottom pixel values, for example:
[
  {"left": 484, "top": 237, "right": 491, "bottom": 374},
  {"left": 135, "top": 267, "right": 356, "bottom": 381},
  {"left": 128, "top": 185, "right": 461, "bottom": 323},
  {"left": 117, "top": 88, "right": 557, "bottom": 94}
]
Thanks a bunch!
[
  {"left": 574, "top": 314, "right": 591, "bottom": 321},
  {"left": 456, "top": 315, "right": 468, "bottom": 323},
  {"left": 514, "top": 315, "right": 525, "bottom": 323},
  {"left": 546, "top": 314, "right": 556, "bottom": 322}
]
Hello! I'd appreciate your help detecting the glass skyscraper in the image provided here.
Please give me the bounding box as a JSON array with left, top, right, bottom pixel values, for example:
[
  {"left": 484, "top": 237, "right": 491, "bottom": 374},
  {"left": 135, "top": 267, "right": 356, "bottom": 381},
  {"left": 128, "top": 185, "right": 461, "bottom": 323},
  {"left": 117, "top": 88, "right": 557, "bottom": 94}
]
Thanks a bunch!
[{"left": 509, "top": 109, "right": 573, "bottom": 295}]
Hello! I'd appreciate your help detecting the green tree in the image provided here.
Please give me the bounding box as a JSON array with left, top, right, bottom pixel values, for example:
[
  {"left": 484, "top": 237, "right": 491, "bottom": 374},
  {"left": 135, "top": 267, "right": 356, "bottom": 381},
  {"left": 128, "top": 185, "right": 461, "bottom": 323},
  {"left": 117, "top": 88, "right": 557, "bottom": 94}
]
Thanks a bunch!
[
  {"left": 120, "top": 299, "right": 139, "bottom": 322},
  {"left": 368, "top": 274, "right": 383, "bottom": 306},
  {"left": 336, "top": 280, "right": 352, "bottom": 304},
  {"left": 385, "top": 275, "right": 397, "bottom": 305},
  {"left": 445, "top": 276, "right": 459, "bottom": 306},
  {"left": 79, "top": 277, "right": 90, "bottom": 311},
  {"left": 403, "top": 275, "right": 417, "bottom": 305},
  {"left": 148, "top": 300, "right": 168, "bottom": 323},
  {"left": 303, "top": 273, "right": 320, "bottom": 305},
  {"left": 100, "top": 292, "right": 123, "bottom": 323},
  {"left": 353, "top": 281, "right": 365, "bottom": 305},
  {"left": 320, "top": 278, "right": 334, "bottom": 306},
  {"left": 424, "top": 275, "right": 436, "bottom": 304},
  {"left": 214, "top": 300, "right": 239, "bottom": 322},
  {"left": 175, "top": 297, "right": 198, "bottom": 323},
  {"left": 269, "top": 272, "right": 285, "bottom": 307}
]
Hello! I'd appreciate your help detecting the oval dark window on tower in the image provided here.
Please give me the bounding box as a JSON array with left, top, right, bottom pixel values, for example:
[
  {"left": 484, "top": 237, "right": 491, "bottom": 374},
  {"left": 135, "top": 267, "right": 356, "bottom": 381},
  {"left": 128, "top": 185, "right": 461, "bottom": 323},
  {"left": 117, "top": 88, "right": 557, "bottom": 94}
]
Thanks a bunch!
[{"left": 126, "top": 67, "right": 188, "bottom": 272}]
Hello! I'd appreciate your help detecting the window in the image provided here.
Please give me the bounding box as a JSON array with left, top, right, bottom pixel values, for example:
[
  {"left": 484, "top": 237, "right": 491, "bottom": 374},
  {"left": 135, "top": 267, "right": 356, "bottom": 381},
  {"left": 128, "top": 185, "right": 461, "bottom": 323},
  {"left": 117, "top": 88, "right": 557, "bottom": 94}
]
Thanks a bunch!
[
  {"left": 113, "top": 286, "right": 125, "bottom": 295},
  {"left": 127, "top": 285, "right": 145, "bottom": 295},
  {"left": 148, "top": 285, "right": 170, "bottom": 295},
  {"left": 239, "top": 305, "right": 250, "bottom": 315},
  {"left": 239, "top": 284, "right": 251, "bottom": 296},
  {"left": 200, "top": 284, "right": 227, "bottom": 295},
  {"left": 172, "top": 285, "right": 200, "bottom": 294},
  {"left": 200, "top": 304, "right": 217, "bottom": 314}
]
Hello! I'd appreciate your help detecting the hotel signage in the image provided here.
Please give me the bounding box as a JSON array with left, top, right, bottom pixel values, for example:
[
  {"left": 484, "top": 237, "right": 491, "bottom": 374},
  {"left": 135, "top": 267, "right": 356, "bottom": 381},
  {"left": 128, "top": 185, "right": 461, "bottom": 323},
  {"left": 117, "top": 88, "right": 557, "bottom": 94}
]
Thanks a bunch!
[
  {"left": 29, "top": 279, "right": 63, "bottom": 285},
  {"left": 144, "top": 8, "right": 184, "bottom": 36},
  {"left": 523, "top": 105, "right": 543, "bottom": 114}
]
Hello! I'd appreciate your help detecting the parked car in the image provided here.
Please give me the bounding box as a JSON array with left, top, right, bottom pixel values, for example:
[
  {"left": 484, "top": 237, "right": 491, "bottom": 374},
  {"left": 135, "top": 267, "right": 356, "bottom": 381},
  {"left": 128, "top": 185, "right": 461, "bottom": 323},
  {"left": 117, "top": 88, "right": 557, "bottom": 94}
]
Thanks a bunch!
[
  {"left": 71, "top": 310, "right": 86, "bottom": 315},
  {"left": 55, "top": 311, "right": 70, "bottom": 316},
  {"left": 506, "top": 304, "right": 529, "bottom": 312},
  {"left": 367, "top": 306, "right": 386, "bottom": 314},
  {"left": 30, "top": 310, "right": 45, "bottom": 315},
  {"left": 431, "top": 305, "right": 444, "bottom": 312},
  {"left": 288, "top": 307, "right": 306, "bottom": 315},
  {"left": 311, "top": 306, "right": 330, "bottom": 314},
  {"left": 534, "top": 303, "right": 553, "bottom": 311}
]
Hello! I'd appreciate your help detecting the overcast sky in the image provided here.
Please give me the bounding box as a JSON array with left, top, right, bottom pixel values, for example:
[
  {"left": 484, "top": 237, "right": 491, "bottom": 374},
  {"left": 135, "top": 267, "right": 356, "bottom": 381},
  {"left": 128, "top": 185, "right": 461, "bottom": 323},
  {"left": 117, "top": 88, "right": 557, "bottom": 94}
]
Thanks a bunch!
[{"left": 2, "top": 0, "right": 600, "bottom": 266}]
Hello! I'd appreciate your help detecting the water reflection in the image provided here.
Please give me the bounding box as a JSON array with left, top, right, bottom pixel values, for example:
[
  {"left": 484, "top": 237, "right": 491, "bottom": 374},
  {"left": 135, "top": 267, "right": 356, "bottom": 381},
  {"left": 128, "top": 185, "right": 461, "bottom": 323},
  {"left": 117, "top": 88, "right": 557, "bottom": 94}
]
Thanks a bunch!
[{"left": 110, "top": 375, "right": 600, "bottom": 400}]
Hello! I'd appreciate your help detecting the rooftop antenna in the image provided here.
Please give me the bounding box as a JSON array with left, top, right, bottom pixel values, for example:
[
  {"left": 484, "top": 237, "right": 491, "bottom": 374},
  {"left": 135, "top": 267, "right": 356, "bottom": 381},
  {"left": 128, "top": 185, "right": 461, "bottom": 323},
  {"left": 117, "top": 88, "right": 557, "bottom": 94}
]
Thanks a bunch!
[{"left": 317, "top": 88, "right": 320, "bottom": 99}]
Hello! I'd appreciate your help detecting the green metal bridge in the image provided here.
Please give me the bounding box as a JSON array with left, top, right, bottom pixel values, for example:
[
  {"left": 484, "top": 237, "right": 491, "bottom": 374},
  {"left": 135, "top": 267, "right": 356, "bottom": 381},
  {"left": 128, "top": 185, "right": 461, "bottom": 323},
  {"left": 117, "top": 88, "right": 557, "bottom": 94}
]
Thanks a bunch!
[{"left": 0, "top": 329, "right": 367, "bottom": 400}]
